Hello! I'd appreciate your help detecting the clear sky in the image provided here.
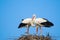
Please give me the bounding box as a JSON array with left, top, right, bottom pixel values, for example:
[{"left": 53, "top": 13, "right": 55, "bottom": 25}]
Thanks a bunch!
[{"left": 0, "top": 0, "right": 60, "bottom": 40}]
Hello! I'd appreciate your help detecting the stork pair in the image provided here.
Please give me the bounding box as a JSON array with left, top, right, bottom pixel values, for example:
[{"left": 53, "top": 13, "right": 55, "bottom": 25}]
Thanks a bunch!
[{"left": 18, "top": 14, "right": 54, "bottom": 35}]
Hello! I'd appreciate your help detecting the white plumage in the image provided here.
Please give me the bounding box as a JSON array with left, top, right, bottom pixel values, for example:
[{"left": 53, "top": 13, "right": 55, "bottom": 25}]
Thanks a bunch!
[
  {"left": 35, "top": 18, "right": 47, "bottom": 24},
  {"left": 22, "top": 18, "right": 34, "bottom": 24}
]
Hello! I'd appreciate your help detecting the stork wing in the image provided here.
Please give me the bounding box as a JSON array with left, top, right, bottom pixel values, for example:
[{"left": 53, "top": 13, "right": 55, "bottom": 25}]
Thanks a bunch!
[
  {"left": 35, "top": 18, "right": 47, "bottom": 23},
  {"left": 22, "top": 18, "right": 32, "bottom": 23}
]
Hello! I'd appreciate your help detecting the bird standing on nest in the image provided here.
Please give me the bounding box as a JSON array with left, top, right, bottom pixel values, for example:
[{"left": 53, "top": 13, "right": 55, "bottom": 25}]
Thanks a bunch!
[
  {"left": 34, "top": 18, "right": 54, "bottom": 35},
  {"left": 18, "top": 14, "right": 36, "bottom": 34}
]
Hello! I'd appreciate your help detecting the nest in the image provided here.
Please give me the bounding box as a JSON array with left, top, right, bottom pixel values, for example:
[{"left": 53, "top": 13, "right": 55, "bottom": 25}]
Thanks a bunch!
[{"left": 18, "top": 34, "right": 52, "bottom": 40}]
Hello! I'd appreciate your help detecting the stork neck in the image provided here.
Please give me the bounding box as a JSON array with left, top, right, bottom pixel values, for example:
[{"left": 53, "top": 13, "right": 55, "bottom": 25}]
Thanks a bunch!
[{"left": 32, "top": 17, "right": 36, "bottom": 21}]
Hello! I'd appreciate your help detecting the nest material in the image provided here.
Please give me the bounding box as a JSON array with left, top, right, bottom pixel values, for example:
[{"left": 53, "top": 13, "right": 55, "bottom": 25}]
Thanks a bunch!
[{"left": 18, "top": 35, "right": 52, "bottom": 40}]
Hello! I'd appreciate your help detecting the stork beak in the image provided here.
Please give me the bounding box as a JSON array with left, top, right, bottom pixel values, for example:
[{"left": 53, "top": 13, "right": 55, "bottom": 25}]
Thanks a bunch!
[{"left": 32, "top": 16, "right": 34, "bottom": 20}]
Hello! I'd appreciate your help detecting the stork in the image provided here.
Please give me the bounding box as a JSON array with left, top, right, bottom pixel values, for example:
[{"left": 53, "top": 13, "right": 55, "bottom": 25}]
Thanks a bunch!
[
  {"left": 35, "top": 18, "right": 54, "bottom": 35},
  {"left": 18, "top": 14, "right": 36, "bottom": 34}
]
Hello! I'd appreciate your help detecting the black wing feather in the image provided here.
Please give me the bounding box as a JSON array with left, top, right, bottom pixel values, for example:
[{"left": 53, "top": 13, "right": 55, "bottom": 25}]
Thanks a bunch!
[{"left": 18, "top": 23, "right": 27, "bottom": 28}]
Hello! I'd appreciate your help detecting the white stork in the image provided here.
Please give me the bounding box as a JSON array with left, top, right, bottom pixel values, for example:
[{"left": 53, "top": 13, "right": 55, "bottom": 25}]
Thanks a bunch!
[
  {"left": 35, "top": 18, "right": 54, "bottom": 35},
  {"left": 18, "top": 14, "right": 36, "bottom": 34}
]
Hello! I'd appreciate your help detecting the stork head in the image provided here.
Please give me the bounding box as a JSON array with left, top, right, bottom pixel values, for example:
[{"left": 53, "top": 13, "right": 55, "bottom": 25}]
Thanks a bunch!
[{"left": 32, "top": 14, "right": 36, "bottom": 20}]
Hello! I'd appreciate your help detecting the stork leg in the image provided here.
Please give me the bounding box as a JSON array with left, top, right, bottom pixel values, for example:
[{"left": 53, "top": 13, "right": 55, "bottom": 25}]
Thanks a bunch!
[
  {"left": 36, "top": 25, "right": 38, "bottom": 35},
  {"left": 40, "top": 26, "right": 42, "bottom": 35},
  {"left": 26, "top": 25, "right": 29, "bottom": 34}
]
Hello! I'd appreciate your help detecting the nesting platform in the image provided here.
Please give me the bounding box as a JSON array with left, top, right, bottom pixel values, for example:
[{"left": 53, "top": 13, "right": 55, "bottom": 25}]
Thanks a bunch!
[{"left": 18, "top": 34, "right": 52, "bottom": 40}]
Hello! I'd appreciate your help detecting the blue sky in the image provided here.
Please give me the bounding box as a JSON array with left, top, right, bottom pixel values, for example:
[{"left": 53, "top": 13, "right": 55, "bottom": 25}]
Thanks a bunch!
[{"left": 0, "top": 0, "right": 60, "bottom": 40}]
